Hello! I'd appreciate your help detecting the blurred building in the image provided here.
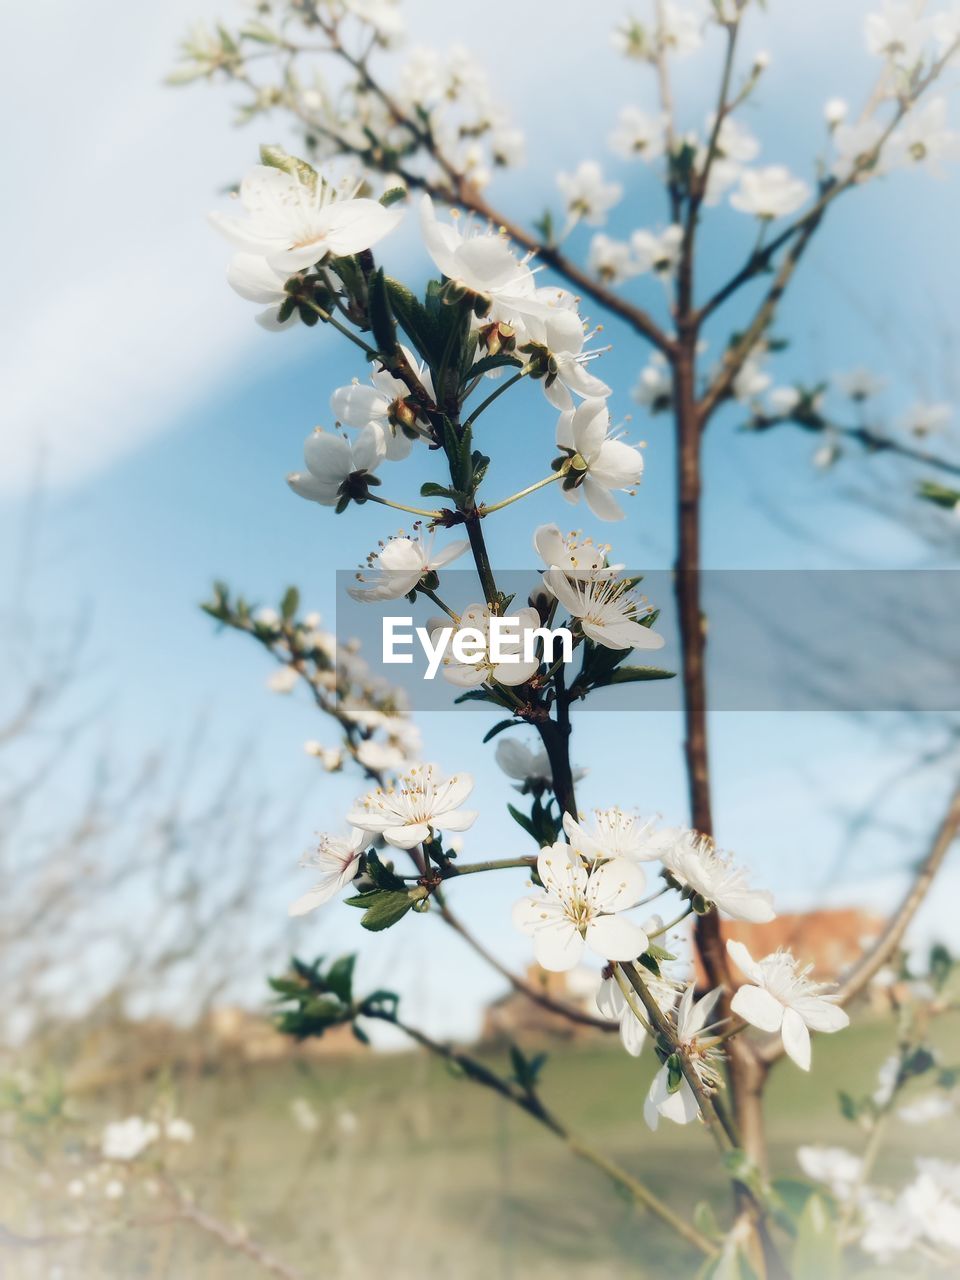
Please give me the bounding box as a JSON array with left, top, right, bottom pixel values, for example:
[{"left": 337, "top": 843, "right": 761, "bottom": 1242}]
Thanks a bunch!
[{"left": 480, "top": 965, "right": 604, "bottom": 1045}]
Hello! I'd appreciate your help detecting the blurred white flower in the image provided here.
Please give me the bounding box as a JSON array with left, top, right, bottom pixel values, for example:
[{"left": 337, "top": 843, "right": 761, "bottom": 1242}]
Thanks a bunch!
[
  {"left": 165, "top": 1117, "right": 195, "bottom": 1144},
  {"left": 305, "top": 742, "right": 344, "bottom": 771},
  {"left": 727, "top": 940, "right": 849, "bottom": 1070},
  {"left": 495, "top": 739, "right": 587, "bottom": 791},
  {"left": 824, "top": 97, "right": 849, "bottom": 128},
  {"left": 865, "top": 2, "right": 931, "bottom": 69},
  {"left": 609, "top": 107, "right": 666, "bottom": 160},
  {"left": 834, "top": 366, "right": 886, "bottom": 400},
  {"left": 291, "top": 1097, "right": 320, "bottom": 1133},
  {"left": 733, "top": 356, "right": 772, "bottom": 402},
  {"left": 356, "top": 740, "right": 405, "bottom": 773},
  {"left": 289, "top": 828, "right": 367, "bottom": 916},
  {"left": 899, "top": 400, "right": 952, "bottom": 437},
  {"left": 104, "top": 1180, "right": 125, "bottom": 1200},
  {"left": 344, "top": 0, "right": 405, "bottom": 46},
  {"left": 796, "top": 1145, "right": 864, "bottom": 1198},
  {"left": 831, "top": 118, "right": 887, "bottom": 180},
  {"left": 730, "top": 166, "right": 810, "bottom": 219},
  {"left": 513, "top": 843, "right": 648, "bottom": 970},
  {"left": 589, "top": 234, "right": 634, "bottom": 284},
  {"left": 767, "top": 386, "right": 801, "bottom": 416},
  {"left": 210, "top": 165, "right": 403, "bottom": 274},
  {"left": 544, "top": 570, "right": 664, "bottom": 652},
  {"left": 633, "top": 354, "right": 673, "bottom": 412},
  {"left": 556, "top": 161, "right": 623, "bottom": 227},
  {"left": 932, "top": 2, "right": 960, "bottom": 55},
  {"left": 898, "top": 1093, "right": 954, "bottom": 1124},
  {"left": 266, "top": 666, "right": 299, "bottom": 695},
  {"left": 873, "top": 1052, "right": 901, "bottom": 1106},
  {"left": 658, "top": 1, "right": 704, "bottom": 56},
  {"left": 101, "top": 1117, "right": 159, "bottom": 1162},
  {"left": 287, "top": 426, "right": 385, "bottom": 507},
  {"left": 347, "top": 764, "right": 477, "bottom": 849},
  {"left": 631, "top": 225, "right": 684, "bottom": 277},
  {"left": 887, "top": 96, "right": 960, "bottom": 174},
  {"left": 556, "top": 398, "right": 646, "bottom": 521}
]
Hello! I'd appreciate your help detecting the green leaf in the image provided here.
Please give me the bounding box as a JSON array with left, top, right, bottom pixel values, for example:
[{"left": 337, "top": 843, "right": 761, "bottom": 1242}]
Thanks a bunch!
[
  {"left": 380, "top": 187, "right": 407, "bottom": 208},
  {"left": 483, "top": 719, "right": 518, "bottom": 744},
  {"left": 363, "top": 851, "right": 407, "bottom": 891},
  {"left": 792, "top": 1195, "right": 840, "bottom": 1280},
  {"left": 507, "top": 804, "right": 536, "bottom": 839},
  {"left": 325, "top": 955, "right": 356, "bottom": 1004},
  {"left": 280, "top": 586, "right": 300, "bottom": 620},
  {"left": 344, "top": 889, "right": 415, "bottom": 932},
  {"left": 385, "top": 278, "right": 442, "bottom": 367},
  {"left": 368, "top": 268, "right": 397, "bottom": 354},
  {"left": 604, "top": 665, "right": 676, "bottom": 685},
  {"left": 420, "top": 481, "right": 459, "bottom": 500},
  {"left": 666, "top": 1054, "right": 684, "bottom": 1094}
]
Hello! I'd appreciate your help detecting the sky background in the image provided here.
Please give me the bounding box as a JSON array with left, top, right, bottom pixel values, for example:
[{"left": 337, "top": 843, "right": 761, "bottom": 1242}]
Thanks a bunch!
[{"left": 3, "top": 0, "right": 959, "bottom": 1038}]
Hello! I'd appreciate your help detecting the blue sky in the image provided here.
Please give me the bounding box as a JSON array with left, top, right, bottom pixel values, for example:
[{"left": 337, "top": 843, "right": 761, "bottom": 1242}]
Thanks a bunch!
[{"left": 3, "top": 0, "right": 959, "bottom": 1035}]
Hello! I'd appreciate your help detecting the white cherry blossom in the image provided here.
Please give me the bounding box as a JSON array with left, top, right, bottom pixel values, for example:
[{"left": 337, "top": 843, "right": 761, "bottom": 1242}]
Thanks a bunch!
[
  {"left": 556, "top": 398, "right": 646, "bottom": 521},
  {"left": 348, "top": 532, "right": 469, "bottom": 602},
  {"left": 495, "top": 738, "right": 589, "bottom": 791},
  {"left": 331, "top": 349, "right": 436, "bottom": 460},
  {"left": 730, "top": 166, "right": 810, "bottom": 219},
  {"left": 658, "top": 1, "right": 704, "bottom": 57},
  {"left": 226, "top": 254, "right": 294, "bottom": 330},
  {"left": 727, "top": 939, "right": 849, "bottom": 1070},
  {"left": 419, "top": 195, "right": 536, "bottom": 309},
  {"left": 512, "top": 843, "right": 648, "bottom": 971},
  {"left": 523, "top": 306, "right": 612, "bottom": 410},
  {"left": 544, "top": 569, "right": 664, "bottom": 652},
  {"left": 644, "top": 985, "right": 725, "bottom": 1130},
  {"left": 563, "top": 808, "right": 663, "bottom": 862},
  {"left": 533, "top": 523, "right": 623, "bottom": 578},
  {"left": 210, "top": 164, "right": 403, "bottom": 274},
  {"left": 347, "top": 763, "right": 477, "bottom": 848},
  {"left": 427, "top": 603, "right": 543, "bottom": 688},
  {"left": 663, "top": 832, "right": 776, "bottom": 921},
  {"left": 287, "top": 425, "right": 385, "bottom": 507},
  {"left": 289, "top": 828, "right": 367, "bottom": 915},
  {"left": 899, "top": 1093, "right": 954, "bottom": 1124}
]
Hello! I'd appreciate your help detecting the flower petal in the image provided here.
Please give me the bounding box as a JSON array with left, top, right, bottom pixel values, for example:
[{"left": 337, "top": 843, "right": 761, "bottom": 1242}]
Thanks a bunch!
[
  {"left": 586, "top": 857, "right": 647, "bottom": 912},
  {"left": 585, "top": 913, "right": 648, "bottom": 962},
  {"left": 731, "top": 983, "right": 784, "bottom": 1033},
  {"left": 781, "top": 1007, "right": 812, "bottom": 1070}
]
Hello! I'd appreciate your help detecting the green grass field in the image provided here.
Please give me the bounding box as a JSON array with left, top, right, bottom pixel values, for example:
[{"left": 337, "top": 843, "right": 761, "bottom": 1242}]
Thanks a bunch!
[{"left": 6, "top": 1010, "right": 960, "bottom": 1279}]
